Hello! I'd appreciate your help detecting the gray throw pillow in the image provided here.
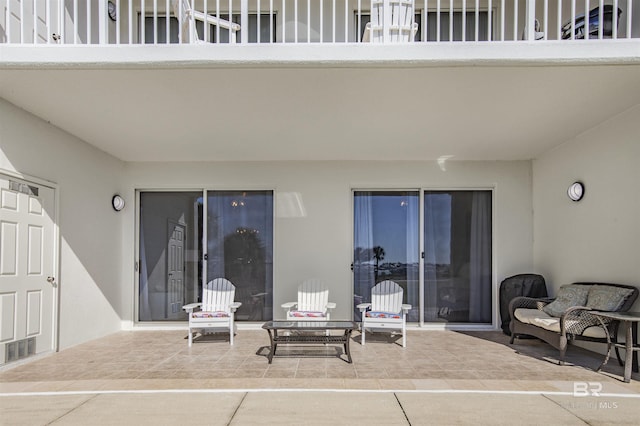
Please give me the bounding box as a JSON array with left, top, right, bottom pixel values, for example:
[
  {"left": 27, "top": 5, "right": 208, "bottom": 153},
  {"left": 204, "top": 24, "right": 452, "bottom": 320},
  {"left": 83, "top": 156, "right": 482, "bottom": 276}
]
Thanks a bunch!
[
  {"left": 542, "top": 285, "right": 590, "bottom": 317},
  {"left": 585, "top": 286, "right": 634, "bottom": 312}
]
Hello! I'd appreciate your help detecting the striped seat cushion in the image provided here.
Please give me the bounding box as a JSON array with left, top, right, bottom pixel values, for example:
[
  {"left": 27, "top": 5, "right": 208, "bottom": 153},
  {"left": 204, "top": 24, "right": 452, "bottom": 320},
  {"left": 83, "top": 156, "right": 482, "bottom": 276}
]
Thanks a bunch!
[
  {"left": 290, "top": 311, "right": 326, "bottom": 318},
  {"left": 192, "top": 311, "right": 229, "bottom": 318},
  {"left": 365, "top": 311, "right": 401, "bottom": 319}
]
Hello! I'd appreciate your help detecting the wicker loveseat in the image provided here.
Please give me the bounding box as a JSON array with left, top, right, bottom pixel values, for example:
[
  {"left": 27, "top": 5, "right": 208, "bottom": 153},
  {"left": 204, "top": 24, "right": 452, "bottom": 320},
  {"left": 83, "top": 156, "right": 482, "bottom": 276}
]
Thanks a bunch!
[{"left": 509, "top": 282, "right": 639, "bottom": 364}]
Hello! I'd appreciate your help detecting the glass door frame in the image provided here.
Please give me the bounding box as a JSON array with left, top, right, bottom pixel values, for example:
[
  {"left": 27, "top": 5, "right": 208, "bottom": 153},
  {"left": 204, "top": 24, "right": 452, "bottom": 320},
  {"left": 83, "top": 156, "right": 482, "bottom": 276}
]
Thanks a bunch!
[
  {"left": 134, "top": 187, "right": 275, "bottom": 325},
  {"left": 134, "top": 188, "right": 204, "bottom": 325},
  {"left": 351, "top": 187, "right": 496, "bottom": 329},
  {"left": 204, "top": 188, "right": 275, "bottom": 322},
  {"left": 351, "top": 188, "right": 423, "bottom": 324}
]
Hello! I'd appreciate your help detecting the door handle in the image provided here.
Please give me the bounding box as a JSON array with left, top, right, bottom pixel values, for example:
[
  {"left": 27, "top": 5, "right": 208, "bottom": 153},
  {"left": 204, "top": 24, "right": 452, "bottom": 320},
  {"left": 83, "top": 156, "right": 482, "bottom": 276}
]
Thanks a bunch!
[{"left": 47, "top": 277, "right": 57, "bottom": 287}]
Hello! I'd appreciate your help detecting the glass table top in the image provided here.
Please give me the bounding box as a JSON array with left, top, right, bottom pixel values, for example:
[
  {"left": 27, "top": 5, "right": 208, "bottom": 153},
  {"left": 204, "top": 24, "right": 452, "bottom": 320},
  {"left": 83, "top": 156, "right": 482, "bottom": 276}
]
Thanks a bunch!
[
  {"left": 592, "top": 311, "right": 640, "bottom": 321},
  {"left": 262, "top": 321, "right": 357, "bottom": 330}
]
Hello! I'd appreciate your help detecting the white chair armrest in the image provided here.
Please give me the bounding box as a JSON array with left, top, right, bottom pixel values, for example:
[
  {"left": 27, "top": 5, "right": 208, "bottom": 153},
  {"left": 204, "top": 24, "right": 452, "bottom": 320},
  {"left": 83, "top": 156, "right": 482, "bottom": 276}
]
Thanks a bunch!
[
  {"left": 356, "top": 303, "right": 371, "bottom": 312},
  {"left": 191, "top": 10, "right": 241, "bottom": 32},
  {"left": 326, "top": 302, "right": 337, "bottom": 310},
  {"left": 281, "top": 302, "right": 297, "bottom": 309},
  {"left": 182, "top": 302, "right": 201, "bottom": 313},
  {"left": 401, "top": 304, "right": 412, "bottom": 313},
  {"left": 229, "top": 302, "right": 242, "bottom": 312}
]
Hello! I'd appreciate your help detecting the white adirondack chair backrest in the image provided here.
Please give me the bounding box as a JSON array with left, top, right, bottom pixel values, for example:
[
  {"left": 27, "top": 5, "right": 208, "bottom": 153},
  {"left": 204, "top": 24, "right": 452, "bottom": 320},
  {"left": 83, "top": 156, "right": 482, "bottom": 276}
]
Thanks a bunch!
[
  {"left": 297, "top": 279, "right": 329, "bottom": 312},
  {"left": 202, "top": 278, "right": 235, "bottom": 312},
  {"left": 371, "top": 280, "right": 403, "bottom": 313},
  {"left": 369, "top": 0, "right": 417, "bottom": 43},
  {"left": 172, "top": 0, "right": 240, "bottom": 44},
  {"left": 172, "top": 0, "right": 199, "bottom": 43}
]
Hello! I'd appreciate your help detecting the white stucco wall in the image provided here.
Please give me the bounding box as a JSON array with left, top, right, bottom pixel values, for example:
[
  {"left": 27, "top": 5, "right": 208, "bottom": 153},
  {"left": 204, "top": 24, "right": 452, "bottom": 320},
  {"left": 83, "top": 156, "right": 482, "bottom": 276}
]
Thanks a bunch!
[
  {"left": 0, "top": 98, "right": 126, "bottom": 350},
  {"left": 0, "top": 95, "right": 537, "bottom": 349},
  {"left": 532, "top": 104, "right": 640, "bottom": 302},
  {"left": 125, "top": 160, "right": 534, "bottom": 326}
]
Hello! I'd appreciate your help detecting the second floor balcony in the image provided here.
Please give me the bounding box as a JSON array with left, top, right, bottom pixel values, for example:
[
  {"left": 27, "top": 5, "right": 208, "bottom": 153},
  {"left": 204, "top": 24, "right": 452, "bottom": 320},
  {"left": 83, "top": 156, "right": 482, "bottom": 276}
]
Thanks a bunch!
[
  {"left": 2, "top": 1, "right": 638, "bottom": 48},
  {"left": 1, "top": 1, "right": 639, "bottom": 168}
]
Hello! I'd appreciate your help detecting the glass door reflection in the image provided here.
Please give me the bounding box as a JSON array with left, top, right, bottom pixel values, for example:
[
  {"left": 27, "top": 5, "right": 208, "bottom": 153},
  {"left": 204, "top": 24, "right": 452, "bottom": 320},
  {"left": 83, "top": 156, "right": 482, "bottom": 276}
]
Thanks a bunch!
[
  {"left": 353, "top": 191, "right": 419, "bottom": 322},
  {"left": 207, "top": 191, "right": 273, "bottom": 321}
]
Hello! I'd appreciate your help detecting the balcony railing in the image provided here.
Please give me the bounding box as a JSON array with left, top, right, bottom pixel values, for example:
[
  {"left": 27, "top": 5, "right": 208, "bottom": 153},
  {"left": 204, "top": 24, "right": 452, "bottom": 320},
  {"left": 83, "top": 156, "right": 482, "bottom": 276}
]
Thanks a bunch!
[{"left": 1, "top": 0, "right": 637, "bottom": 45}]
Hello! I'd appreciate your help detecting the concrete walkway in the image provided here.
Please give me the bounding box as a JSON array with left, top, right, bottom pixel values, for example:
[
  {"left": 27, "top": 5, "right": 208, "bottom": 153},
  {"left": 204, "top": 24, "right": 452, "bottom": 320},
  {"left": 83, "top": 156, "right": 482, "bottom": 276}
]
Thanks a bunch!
[
  {"left": 2, "top": 330, "right": 640, "bottom": 425},
  {"left": 3, "top": 389, "right": 640, "bottom": 425}
]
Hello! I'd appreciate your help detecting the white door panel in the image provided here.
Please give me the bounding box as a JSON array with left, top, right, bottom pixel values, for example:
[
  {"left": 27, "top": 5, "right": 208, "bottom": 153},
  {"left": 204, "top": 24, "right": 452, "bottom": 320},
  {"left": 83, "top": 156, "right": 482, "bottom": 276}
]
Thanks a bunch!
[
  {"left": 0, "top": 175, "right": 56, "bottom": 363},
  {"left": 167, "top": 221, "right": 185, "bottom": 320}
]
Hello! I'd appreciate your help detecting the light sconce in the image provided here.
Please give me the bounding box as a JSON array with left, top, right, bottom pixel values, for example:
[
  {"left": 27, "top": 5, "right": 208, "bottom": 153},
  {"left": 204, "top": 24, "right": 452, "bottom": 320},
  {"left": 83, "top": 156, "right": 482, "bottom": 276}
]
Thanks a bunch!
[
  {"left": 112, "top": 195, "right": 125, "bottom": 211},
  {"left": 567, "top": 182, "right": 585, "bottom": 202},
  {"left": 108, "top": 1, "right": 117, "bottom": 21}
]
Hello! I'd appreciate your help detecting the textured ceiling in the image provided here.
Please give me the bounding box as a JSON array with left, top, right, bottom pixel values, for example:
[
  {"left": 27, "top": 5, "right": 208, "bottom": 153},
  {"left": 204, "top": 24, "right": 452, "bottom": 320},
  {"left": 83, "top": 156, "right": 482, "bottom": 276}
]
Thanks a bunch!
[{"left": 2, "top": 62, "right": 639, "bottom": 162}]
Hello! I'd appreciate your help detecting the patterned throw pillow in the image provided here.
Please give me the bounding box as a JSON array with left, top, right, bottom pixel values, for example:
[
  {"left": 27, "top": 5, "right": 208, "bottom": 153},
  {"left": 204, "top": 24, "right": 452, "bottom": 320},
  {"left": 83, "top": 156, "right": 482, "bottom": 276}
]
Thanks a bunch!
[
  {"left": 542, "top": 285, "right": 590, "bottom": 317},
  {"left": 291, "top": 311, "right": 326, "bottom": 318},
  {"left": 365, "top": 311, "right": 401, "bottom": 319},
  {"left": 192, "top": 311, "right": 229, "bottom": 318},
  {"left": 585, "top": 286, "right": 634, "bottom": 312}
]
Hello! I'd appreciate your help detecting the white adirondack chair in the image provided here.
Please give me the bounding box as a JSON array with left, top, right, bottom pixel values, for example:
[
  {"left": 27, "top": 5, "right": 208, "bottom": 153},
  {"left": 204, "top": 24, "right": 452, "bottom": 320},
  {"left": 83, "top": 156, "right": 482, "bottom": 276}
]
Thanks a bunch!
[
  {"left": 281, "top": 279, "right": 336, "bottom": 320},
  {"left": 357, "top": 280, "right": 411, "bottom": 347},
  {"left": 182, "top": 278, "right": 241, "bottom": 346},
  {"left": 362, "top": 0, "right": 418, "bottom": 42},
  {"left": 171, "top": 0, "right": 241, "bottom": 44}
]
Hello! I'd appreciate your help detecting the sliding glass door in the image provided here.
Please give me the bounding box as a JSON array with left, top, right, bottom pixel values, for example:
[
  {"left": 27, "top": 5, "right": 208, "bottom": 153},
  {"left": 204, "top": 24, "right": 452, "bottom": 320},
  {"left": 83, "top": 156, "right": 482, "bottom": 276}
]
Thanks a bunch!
[
  {"left": 353, "top": 189, "right": 492, "bottom": 324},
  {"left": 207, "top": 191, "right": 273, "bottom": 321},
  {"left": 139, "top": 192, "right": 203, "bottom": 321},
  {"left": 138, "top": 190, "right": 273, "bottom": 322},
  {"left": 353, "top": 191, "right": 420, "bottom": 321},
  {"left": 424, "top": 190, "right": 492, "bottom": 323}
]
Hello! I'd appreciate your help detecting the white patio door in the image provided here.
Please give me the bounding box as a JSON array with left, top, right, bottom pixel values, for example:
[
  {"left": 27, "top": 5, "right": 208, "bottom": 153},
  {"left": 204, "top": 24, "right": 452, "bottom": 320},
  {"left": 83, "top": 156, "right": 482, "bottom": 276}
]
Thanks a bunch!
[
  {"left": 0, "top": 174, "right": 56, "bottom": 364},
  {"left": 166, "top": 221, "right": 185, "bottom": 320}
]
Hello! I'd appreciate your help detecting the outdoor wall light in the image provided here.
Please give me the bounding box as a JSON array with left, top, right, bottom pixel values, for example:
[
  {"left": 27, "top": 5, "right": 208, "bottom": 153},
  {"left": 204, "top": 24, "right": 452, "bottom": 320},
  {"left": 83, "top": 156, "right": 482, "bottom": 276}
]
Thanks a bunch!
[
  {"left": 567, "top": 182, "right": 585, "bottom": 202},
  {"left": 108, "top": 1, "right": 117, "bottom": 21},
  {"left": 112, "top": 195, "right": 125, "bottom": 211}
]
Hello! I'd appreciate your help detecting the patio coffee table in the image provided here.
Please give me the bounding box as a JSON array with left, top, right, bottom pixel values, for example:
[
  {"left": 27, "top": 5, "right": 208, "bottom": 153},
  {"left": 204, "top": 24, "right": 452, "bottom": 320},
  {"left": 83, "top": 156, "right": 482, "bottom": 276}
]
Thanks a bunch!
[
  {"left": 262, "top": 321, "right": 357, "bottom": 364},
  {"left": 592, "top": 311, "right": 640, "bottom": 383}
]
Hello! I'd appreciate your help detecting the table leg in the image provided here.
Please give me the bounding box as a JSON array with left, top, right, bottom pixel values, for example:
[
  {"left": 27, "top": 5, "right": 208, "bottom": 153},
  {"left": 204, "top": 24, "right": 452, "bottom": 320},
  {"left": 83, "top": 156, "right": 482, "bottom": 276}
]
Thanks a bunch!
[
  {"left": 344, "top": 329, "right": 353, "bottom": 363},
  {"left": 266, "top": 329, "right": 275, "bottom": 364},
  {"left": 624, "top": 321, "right": 633, "bottom": 383},
  {"left": 633, "top": 322, "right": 638, "bottom": 373}
]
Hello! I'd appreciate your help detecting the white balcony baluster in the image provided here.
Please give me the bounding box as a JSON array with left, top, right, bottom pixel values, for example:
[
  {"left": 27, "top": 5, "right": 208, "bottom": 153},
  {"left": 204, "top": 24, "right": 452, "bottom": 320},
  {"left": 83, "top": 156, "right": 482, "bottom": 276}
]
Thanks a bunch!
[
  {"left": 613, "top": 0, "right": 619, "bottom": 39},
  {"left": 462, "top": 0, "right": 466, "bottom": 42},
  {"left": 501, "top": 0, "right": 505, "bottom": 41},
  {"left": 241, "top": 0, "right": 248, "bottom": 44},
  {"left": 525, "top": 0, "right": 536, "bottom": 41},
  {"left": 0, "top": 0, "right": 637, "bottom": 46},
  {"left": 627, "top": 0, "right": 633, "bottom": 39}
]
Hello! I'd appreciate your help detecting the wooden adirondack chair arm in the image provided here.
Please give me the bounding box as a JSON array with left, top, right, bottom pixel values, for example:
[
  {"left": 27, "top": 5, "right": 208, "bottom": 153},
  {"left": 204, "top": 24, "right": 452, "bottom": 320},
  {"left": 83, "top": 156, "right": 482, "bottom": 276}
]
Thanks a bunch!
[
  {"left": 182, "top": 302, "right": 201, "bottom": 313},
  {"left": 356, "top": 303, "right": 371, "bottom": 312},
  {"left": 326, "top": 302, "right": 337, "bottom": 310},
  {"left": 191, "top": 10, "right": 241, "bottom": 32},
  {"left": 281, "top": 302, "right": 297, "bottom": 309},
  {"left": 229, "top": 302, "right": 242, "bottom": 312},
  {"left": 401, "top": 304, "right": 412, "bottom": 313}
]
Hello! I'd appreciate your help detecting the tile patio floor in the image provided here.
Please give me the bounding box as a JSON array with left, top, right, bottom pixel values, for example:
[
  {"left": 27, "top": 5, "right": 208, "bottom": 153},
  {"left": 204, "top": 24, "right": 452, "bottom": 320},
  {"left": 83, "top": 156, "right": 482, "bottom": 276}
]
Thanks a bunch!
[
  {"left": 2, "top": 329, "right": 640, "bottom": 425},
  {"left": 1, "top": 329, "right": 639, "bottom": 393}
]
